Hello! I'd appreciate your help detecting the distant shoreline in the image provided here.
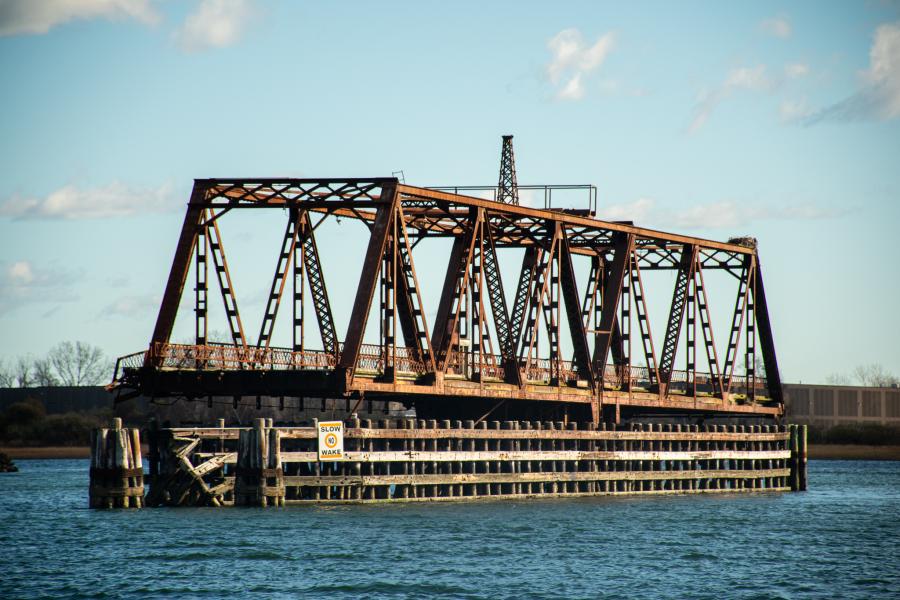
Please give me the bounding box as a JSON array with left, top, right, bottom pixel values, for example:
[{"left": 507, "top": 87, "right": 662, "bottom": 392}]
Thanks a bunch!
[
  {"left": 807, "top": 445, "right": 900, "bottom": 461},
  {"left": 3, "top": 444, "right": 900, "bottom": 461}
]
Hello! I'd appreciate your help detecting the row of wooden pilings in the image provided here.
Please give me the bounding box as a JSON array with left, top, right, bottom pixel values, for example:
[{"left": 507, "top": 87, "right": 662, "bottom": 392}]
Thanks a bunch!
[{"left": 90, "top": 418, "right": 809, "bottom": 508}]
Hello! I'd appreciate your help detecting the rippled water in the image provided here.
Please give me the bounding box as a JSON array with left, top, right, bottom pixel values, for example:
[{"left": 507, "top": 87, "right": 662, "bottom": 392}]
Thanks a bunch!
[{"left": 1, "top": 460, "right": 899, "bottom": 599}]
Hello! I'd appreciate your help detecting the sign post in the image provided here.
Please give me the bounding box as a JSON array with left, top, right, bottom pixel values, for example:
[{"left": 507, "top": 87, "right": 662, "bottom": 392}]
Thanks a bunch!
[{"left": 316, "top": 420, "right": 344, "bottom": 461}]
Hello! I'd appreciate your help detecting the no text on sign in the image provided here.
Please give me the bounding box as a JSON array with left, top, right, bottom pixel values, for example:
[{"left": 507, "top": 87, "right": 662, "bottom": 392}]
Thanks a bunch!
[{"left": 317, "top": 420, "right": 344, "bottom": 461}]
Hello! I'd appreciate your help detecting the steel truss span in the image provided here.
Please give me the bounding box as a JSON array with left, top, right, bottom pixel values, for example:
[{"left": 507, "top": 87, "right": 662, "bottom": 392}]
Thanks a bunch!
[{"left": 111, "top": 178, "right": 783, "bottom": 423}]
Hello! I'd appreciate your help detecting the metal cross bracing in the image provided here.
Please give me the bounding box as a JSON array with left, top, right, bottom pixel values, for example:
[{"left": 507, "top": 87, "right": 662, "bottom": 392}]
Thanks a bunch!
[{"left": 116, "top": 177, "right": 783, "bottom": 423}]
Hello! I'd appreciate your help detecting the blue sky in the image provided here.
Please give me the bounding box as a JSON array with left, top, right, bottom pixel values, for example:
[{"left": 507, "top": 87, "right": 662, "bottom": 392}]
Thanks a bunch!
[{"left": 0, "top": 0, "right": 898, "bottom": 384}]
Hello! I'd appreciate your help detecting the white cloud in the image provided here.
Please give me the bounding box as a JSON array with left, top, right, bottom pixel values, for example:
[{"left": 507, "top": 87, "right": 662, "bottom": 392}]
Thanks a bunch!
[
  {"left": 864, "top": 21, "right": 900, "bottom": 117},
  {"left": 0, "top": 182, "right": 178, "bottom": 220},
  {"left": 0, "top": 0, "right": 159, "bottom": 37},
  {"left": 671, "top": 201, "right": 749, "bottom": 229},
  {"left": 807, "top": 21, "right": 900, "bottom": 123},
  {"left": 688, "top": 65, "right": 775, "bottom": 132},
  {"left": 689, "top": 60, "right": 818, "bottom": 131},
  {"left": 0, "top": 260, "right": 80, "bottom": 315},
  {"left": 780, "top": 98, "right": 813, "bottom": 123},
  {"left": 597, "top": 198, "right": 655, "bottom": 222},
  {"left": 101, "top": 293, "right": 159, "bottom": 319},
  {"left": 669, "top": 201, "right": 842, "bottom": 229},
  {"left": 597, "top": 197, "right": 841, "bottom": 230},
  {"left": 546, "top": 28, "right": 615, "bottom": 101},
  {"left": 556, "top": 72, "right": 585, "bottom": 100},
  {"left": 760, "top": 16, "right": 791, "bottom": 39},
  {"left": 725, "top": 65, "right": 774, "bottom": 92},
  {"left": 8, "top": 261, "right": 34, "bottom": 285},
  {"left": 174, "top": 0, "right": 253, "bottom": 52},
  {"left": 784, "top": 62, "right": 809, "bottom": 79}
]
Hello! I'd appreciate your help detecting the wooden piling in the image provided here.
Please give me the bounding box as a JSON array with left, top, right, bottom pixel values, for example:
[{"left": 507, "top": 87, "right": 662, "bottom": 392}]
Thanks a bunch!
[
  {"left": 89, "top": 418, "right": 144, "bottom": 509},
  {"left": 798, "top": 424, "right": 808, "bottom": 492},
  {"left": 234, "top": 418, "right": 284, "bottom": 507}
]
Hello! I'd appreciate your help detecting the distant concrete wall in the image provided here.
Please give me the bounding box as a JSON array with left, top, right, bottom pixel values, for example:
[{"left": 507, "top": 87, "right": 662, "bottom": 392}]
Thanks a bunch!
[
  {"left": 0, "top": 386, "right": 112, "bottom": 414},
  {"left": 0, "top": 386, "right": 406, "bottom": 427},
  {"left": 784, "top": 383, "right": 900, "bottom": 428},
  {"left": 149, "top": 396, "right": 407, "bottom": 427}
]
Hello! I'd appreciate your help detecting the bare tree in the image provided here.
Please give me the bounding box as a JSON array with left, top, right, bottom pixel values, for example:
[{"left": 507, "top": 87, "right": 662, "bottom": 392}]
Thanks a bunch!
[
  {"left": 48, "top": 341, "right": 109, "bottom": 386},
  {"left": 852, "top": 363, "right": 900, "bottom": 387},
  {"left": 32, "top": 357, "right": 59, "bottom": 387},
  {"left": 825, "top": 372, "right": 851, "bottom": 385},
  {"left": 0, "top": 359, "right": 14, "bottom": 387},
  {"left": 742, "top": 353, "right": 767, "bottom": 378},
  {"left": 14, "top": 356, "right": 33, "bottom": 387}
]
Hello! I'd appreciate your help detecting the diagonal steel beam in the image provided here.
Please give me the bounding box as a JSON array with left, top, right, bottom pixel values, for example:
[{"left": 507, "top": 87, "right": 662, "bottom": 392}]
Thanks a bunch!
[
  {"left": 299, "top": 212, "right": 338, "bottom": 356},
  {"left": 395, "top": 204, "right": 435, "bottom": 373},
  {"left": 430, "top": 211, "right": 479, "bottom": 372},
  {"left": 752, "top": 262, "right": 782, "bottom": 403},
  {"left": 630, "top": 254, "right": 659, "bottom": 388},
  {"left": 207, "top": 210, "right": 247, "bottom": 348},
  {"left": 338, "top": 184, "right": 398, "bottom": 381},
  {"left": 594, "top": 233, "right": 634, "bottom": 383},
  {"left": 658, "top": 245, "right": 698, "bottom": 386},
  {"left": 559, "top": 230, "right": 594, "bottom": 388},
  {"left": 519, "top": 225, "right": 560, "bottom": 381},
  {"left": 694, "top": 262, "right": 723, "bottom": 396},
  {"left": 483, "top": 221, "right": 513, "bottom": 364},
  {"left": 150, "top": 185, "right": 206, "bottom": 356},
  {"left": 721, "top": 255, "right": 754, "bottom": 393},
  {"left": 256, "top": 212, "right": 300, "bottom": 349}
]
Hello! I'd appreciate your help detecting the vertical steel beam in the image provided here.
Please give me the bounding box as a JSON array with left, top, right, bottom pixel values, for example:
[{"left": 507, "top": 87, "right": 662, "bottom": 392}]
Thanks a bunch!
[
  {"left": 194, "top": 221, "right": 208, "bottom": 346},
  {"left": 380, "top": 213, "right": 397, "bottom": 381},
  {"left": 619, "top": 259, "right": 632, "bottom": 390},
  {"left": 686, "top": 273, "right": 697, "bottom": 398},
  {"left": 293, "top": 208, "right": 305, "bottom": 353},
  {"left": 745, "top": 265, "right": 758, "bottom": 402}
]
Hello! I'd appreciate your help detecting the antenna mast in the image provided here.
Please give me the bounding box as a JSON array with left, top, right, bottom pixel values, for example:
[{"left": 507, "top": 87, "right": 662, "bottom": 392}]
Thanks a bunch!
[{"left": 497, "top": 135, "right": 519, "bottom": 205}]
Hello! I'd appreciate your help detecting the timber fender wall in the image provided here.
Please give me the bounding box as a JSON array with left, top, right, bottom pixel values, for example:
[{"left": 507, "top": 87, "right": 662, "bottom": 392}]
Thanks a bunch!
[{"left": 90, "top": 419, "right": 809, "bottom": 508}]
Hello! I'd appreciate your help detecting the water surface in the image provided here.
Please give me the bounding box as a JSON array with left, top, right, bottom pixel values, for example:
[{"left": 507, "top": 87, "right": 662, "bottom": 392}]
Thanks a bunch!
[{"left": 1, "top": 460, "right": 898, "bottom": 599}]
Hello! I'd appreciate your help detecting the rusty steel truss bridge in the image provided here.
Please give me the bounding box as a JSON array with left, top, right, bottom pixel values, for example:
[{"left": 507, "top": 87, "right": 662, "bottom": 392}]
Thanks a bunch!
[{"left": 111, "top": 137, "right": 783, "bottom": 424}]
